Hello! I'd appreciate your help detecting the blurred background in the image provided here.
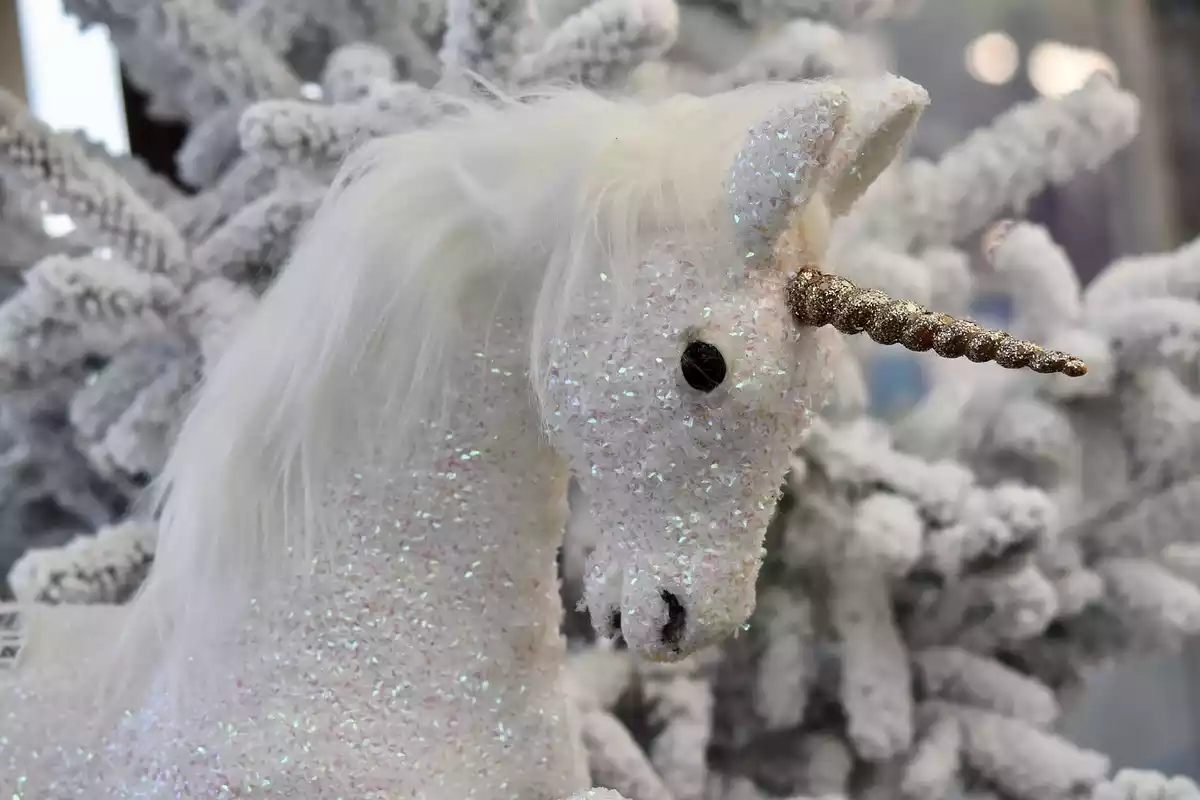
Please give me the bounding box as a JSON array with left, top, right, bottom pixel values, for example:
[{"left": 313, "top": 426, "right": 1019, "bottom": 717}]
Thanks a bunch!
[
  {"left": 1, "top": 0, "right": 1197, "bottom": 781},
  {"left": 877, "top": 3, "right": 1200, "bottom": 778}
]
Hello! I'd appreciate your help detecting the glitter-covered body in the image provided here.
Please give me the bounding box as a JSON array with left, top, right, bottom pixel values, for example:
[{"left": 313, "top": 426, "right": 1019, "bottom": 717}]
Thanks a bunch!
[
  {"left": 207, "top": 300, "right": 590, "bottom": 798},
  {"left": 2, "top": 250, "right": 829, "bottom": 796}
]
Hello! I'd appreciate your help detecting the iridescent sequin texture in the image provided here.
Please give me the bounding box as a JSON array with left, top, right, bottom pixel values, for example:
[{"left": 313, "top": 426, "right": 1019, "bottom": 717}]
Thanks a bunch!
[
  {"left": 543, "top": 241, "right": 833, "bottom": 661},
  {"left": 726, "top": 90, "right": 848, "bottom": 269}
]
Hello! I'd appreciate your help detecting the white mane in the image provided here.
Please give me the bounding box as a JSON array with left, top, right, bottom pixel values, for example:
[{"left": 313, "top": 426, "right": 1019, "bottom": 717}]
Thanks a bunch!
[{"left": 101, "top": 82, "right": 830, "bottom": 705}]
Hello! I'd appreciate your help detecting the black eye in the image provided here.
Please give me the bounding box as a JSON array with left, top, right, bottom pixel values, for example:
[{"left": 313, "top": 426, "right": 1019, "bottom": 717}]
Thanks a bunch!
[{"left": 681, "top": 340, "right": 727, "bottom": 393}]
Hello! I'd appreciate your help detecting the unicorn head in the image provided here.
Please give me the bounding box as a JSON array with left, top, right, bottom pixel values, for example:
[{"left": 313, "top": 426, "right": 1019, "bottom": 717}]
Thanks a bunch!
[
  {"left": 537, "top": 81, "right": 904, "bottom": 659},
  {"left": 543, "top": 238, "right": 835, "bottom": 659},
  {"left": 541, "top": 78, "right": 1088, "bottom": 660}
]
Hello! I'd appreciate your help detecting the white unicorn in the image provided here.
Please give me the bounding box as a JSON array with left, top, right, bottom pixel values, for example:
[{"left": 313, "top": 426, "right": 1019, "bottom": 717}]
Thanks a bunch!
[{"left": 1, "top": 79, "right": 1085, "bottom": 799}]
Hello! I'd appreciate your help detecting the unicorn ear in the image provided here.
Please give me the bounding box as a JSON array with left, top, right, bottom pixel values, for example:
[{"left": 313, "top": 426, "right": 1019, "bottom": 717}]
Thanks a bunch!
[
  {"left": 729, "top": 86, "right": 850, "bottom": 271},
  {"left": 822, "top": 75, "right": 929, "bottom": 219}
]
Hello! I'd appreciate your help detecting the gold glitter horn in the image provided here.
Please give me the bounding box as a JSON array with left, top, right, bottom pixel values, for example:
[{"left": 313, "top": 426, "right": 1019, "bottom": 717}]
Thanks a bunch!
[{"left": 783, "top": 265, "right": 1088, "bottom": 377}]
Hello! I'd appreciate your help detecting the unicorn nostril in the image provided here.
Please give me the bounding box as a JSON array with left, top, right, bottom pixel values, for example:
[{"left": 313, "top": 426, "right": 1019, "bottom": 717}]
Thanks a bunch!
[
  {"left": 659, "top": 590, "right": 686, "bottom": 650},
  {"left": 608, "top": 609, "right": 627, "bottom": 649}
]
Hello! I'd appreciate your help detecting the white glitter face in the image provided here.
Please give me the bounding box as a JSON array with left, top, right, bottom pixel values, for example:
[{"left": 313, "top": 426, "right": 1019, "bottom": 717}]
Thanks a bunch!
[{"left": 543, "top": 242, "right": 827, "bottom": 661}]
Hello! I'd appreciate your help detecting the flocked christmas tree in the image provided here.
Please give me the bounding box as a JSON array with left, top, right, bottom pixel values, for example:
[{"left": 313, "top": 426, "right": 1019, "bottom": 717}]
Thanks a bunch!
[{"left": 1, "top": 0, "right": 1199, "bottom": 798}]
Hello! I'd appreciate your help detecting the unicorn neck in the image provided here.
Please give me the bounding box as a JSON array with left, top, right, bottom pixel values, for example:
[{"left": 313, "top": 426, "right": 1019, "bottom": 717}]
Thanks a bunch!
[
  {"left": 134, "top": 294, "right": 588, "bottom": 799},
  {"left": 298, "top": 298, "right": 586, "bottom": 798}
]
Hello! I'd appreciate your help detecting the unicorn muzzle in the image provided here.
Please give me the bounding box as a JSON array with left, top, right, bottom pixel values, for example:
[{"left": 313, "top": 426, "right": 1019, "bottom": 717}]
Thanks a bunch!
[
  {"left": 607, "top": 587, "right": 689, "bottom": 659},
  {"left": 593, "top": 568, "right": 757, "bottom": 661}
]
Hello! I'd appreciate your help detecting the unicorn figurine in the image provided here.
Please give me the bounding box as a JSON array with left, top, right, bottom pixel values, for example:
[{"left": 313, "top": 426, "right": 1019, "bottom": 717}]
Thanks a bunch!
[{"left": 1, "top": 78, "right": 1085, "bottom": 799}]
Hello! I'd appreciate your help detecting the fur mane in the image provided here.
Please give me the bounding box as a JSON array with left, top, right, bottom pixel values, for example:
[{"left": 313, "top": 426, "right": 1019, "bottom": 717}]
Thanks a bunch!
[{"left": 99, "top": 82, "right": 826, "bottom": 705}]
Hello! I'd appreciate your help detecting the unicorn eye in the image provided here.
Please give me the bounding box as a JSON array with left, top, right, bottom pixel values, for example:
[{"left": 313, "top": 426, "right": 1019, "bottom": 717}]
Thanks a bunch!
[{"left": 680, "top": 340, "right": 728, "bottom": 393}]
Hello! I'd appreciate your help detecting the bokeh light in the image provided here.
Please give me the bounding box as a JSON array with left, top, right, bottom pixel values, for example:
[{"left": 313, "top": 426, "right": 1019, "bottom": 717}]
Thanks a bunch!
[
  {"left": 1028, "top": 40, "right": 1119, "bottom": 97},
  {"left": 965, "top": 31, "right": 1020, "bottom": 86}
]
